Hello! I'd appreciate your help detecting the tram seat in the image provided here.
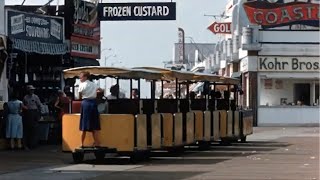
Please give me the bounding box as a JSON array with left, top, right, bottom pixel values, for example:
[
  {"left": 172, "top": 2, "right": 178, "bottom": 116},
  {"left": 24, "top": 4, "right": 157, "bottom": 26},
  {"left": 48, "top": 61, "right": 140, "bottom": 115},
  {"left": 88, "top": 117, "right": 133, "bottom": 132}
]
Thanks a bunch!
[
  {"left": 190, "top": 99, "right": 206, "bottom": 111},
  {"left": 142, "top": 99, "right": 155, "bottom": 114},
  {"left": 107, "top": 99, "right": 139, "bottom": 114},
  {"left": 216, "top": 99, "right": 229, "bottom": 110},
  {"left": 157, "top": 100, "right": 178, "bottom": 113},
  {"left": 71, "top": 101, "right": 82, "bottom": 113}
]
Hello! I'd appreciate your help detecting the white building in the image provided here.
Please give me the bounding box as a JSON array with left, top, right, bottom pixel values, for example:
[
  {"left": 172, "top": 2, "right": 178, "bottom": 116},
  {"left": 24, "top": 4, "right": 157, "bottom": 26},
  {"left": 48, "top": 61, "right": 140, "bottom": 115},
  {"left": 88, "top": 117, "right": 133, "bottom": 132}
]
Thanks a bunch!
[{"left": 214, "top": 0, "right": 320, "bottom": 126}]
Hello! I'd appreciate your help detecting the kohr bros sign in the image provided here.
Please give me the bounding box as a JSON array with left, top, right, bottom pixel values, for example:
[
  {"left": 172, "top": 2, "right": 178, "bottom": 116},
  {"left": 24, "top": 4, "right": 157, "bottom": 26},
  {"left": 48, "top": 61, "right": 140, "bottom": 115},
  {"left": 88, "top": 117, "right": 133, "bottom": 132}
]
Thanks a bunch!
[
  {"left": 97, "top": 2, "right": 176, "bottom": 21},
  {"left": 258, "top": 57, "right": 320, "bottom": 72}
]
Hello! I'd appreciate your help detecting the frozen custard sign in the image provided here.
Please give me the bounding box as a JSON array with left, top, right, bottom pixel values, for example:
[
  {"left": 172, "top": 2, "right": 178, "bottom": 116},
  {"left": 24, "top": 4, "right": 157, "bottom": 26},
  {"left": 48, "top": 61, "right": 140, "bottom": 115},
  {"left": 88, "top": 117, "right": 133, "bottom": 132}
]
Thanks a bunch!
[
  {"left": 98, "top": 2, "right": 176, "bottom": 21},
  {"left": 259, "top": 57, "right": 320, "bottom": 72}
]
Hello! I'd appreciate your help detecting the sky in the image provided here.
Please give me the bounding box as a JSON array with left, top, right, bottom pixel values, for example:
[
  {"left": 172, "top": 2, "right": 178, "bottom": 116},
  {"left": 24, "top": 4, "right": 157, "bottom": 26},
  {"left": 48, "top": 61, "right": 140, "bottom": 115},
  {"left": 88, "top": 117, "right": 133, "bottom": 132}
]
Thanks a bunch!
[
  {"left": 5, "top": 0, "right": 227, "bottom": 68},
  {"left": 5, "top": 0, "right": 227, "bottom": 97}
]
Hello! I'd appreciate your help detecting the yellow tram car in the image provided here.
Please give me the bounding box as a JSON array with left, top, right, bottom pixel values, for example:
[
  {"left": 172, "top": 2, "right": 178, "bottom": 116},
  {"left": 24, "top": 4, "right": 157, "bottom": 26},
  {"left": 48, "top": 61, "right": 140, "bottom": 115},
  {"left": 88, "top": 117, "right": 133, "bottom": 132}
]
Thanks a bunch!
[{"left": 62, "top": 66, "right": 253, "bottom": 163}]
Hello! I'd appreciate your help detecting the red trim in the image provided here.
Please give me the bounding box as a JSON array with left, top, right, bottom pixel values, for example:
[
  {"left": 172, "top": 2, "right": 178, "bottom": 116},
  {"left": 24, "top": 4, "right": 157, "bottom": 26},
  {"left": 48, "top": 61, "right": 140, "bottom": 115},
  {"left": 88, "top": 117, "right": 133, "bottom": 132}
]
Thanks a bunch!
[
  {"left": 71, "top": 52, "right": 99, "bottom": 59},
  {"left": 71, "top": 36, "right": 100, "bottom": 45},
  {"left": 70, "top": 36, "right": 100, "bottom": 59}
]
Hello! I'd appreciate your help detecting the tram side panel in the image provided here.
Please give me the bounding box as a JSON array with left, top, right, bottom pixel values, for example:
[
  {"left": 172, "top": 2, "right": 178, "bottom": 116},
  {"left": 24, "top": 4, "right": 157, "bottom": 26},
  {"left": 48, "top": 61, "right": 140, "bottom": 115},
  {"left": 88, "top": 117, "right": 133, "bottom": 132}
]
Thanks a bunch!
[
  {"left": 234, "top": 111, "right": 240, "bottom": 138},
  {"left": 212, "top": 111, "right": 220, "bottom": 141},
  {"left": 203, "top": 111, "right": 211, "bottom": 142},
  {"left": 62, "top": 114, "right": 145, "bottom": 153},
  {"left": 186, "top": 112, "right": 195, "bottom": 144},
  {"left": 161, "top": 113, "right": 174, "bottom": 147},
  {"left": 241, "top": 110, "right": 254, "bottom": 137},
  {"left": 219, "top": 110, "right": 228, "bottom": 138},
  {"left": 193, "top": 111, "right": 204, "bottom": 142},
  {"left": 174, "top": 113, "right": 183, "bottom": 146},
  {"left": 151, "top": 114, "right": 162, "bottom": 149}
]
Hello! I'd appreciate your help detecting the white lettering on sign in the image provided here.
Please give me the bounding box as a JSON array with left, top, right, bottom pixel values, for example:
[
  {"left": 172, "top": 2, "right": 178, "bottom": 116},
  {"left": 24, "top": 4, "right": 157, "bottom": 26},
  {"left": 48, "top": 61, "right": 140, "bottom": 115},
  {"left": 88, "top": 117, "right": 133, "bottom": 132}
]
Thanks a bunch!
[
  {"left": 103, "top": 6, "right": 132, "bottom": 17},
  {"left": 258, "top": 57, "right": 320, "bottom": 72},
  {"left": 207, "top": 22, "right": 232, "bottom": 34},
  {"left": 103, "top": 5, "right": 170, "bottom": 17},
  {"left": 71, "top": 42, "right": 99, "bottom": 55},
  {"left": 26, "top": 25, "right": 50, "bottom": 39}
]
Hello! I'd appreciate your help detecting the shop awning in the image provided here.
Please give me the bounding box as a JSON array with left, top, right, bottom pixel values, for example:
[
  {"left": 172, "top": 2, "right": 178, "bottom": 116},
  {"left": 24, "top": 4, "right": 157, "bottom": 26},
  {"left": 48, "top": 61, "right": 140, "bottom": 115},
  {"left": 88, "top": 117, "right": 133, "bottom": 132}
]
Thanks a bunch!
[
  {"left": 74, "top": 58, "right": 100, "bottom": 67},
  {"left": 231, "top": 72, "right": 242, "bottom": 78}
]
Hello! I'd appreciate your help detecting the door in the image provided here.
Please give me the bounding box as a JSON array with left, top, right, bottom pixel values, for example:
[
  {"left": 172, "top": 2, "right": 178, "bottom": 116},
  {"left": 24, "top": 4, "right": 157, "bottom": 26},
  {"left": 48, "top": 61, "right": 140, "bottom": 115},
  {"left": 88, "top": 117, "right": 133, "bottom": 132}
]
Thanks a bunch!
[{"left": 294, "top": 83, "right": 310, "bottom": 105}]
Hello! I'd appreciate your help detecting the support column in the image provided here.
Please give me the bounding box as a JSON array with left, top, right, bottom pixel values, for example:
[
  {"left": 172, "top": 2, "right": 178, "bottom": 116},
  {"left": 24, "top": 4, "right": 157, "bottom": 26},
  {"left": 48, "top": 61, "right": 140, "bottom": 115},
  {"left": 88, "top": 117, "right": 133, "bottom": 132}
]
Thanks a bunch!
[
  {"left": 248, "top": 72, "right": 258, "bottom": 126},
  {"left": 310, "top": 82, "right": 315, "bottom": 105}
]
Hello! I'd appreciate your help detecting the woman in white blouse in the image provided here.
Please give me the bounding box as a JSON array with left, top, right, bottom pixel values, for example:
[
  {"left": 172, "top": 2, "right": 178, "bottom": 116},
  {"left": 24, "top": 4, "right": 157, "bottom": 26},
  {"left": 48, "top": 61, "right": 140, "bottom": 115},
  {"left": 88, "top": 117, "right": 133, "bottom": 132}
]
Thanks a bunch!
[{"left": 78, "top": 71, "right": 100, "bottom": 148}]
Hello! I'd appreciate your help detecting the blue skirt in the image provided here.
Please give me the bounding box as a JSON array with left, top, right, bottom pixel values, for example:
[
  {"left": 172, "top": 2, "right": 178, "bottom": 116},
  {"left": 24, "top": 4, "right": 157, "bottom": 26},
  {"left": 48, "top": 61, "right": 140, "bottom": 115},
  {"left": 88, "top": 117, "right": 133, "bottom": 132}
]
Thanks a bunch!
[{"left": 80, "top": 99, "right": 101, "bottom": 131}]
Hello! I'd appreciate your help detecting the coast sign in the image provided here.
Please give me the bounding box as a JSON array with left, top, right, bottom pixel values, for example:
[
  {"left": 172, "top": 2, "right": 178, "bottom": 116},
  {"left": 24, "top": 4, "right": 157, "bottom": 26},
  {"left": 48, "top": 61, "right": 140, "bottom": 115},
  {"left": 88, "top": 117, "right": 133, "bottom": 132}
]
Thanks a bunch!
[
  {"left": 97, "top": 2, "right": 176, "bottom": 21},
  {"left": 243, "top": 1, "right": 320, "bottom": 28}
]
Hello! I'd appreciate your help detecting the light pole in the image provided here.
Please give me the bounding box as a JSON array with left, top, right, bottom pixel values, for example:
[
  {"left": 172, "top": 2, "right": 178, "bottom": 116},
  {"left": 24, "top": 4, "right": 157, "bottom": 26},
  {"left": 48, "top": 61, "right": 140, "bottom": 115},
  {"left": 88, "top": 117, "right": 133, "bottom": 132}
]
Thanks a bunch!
[{"left": 108, "top": 60, "right": 122, "bottom": 88}]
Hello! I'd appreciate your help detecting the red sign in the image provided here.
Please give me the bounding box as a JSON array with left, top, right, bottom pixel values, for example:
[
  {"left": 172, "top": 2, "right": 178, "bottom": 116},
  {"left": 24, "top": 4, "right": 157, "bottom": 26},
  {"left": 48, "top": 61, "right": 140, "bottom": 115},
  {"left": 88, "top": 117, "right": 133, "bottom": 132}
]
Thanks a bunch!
[
  {"left": 243, "top": 1, "right": 320, "bottom": 28},
  {"left": 71, "top": 36, "right": 100, "bottom": 59},
  {"left": 207, "top": 22, "right": 231, "bottom": 34},
  {"left": 71, "top": 0, "right": 101, "bottom": 59}
]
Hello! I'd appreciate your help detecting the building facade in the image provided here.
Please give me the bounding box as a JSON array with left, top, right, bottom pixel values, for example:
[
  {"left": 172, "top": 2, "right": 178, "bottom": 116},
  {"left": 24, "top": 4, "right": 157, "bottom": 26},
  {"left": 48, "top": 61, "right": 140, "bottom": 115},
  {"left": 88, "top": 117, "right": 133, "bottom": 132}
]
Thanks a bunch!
[
  {"left": 0, "top": 0, "right": 8, "bottom": 102},
  {"left": 214, "top": 0, "right": 320, "bottom": 126}
]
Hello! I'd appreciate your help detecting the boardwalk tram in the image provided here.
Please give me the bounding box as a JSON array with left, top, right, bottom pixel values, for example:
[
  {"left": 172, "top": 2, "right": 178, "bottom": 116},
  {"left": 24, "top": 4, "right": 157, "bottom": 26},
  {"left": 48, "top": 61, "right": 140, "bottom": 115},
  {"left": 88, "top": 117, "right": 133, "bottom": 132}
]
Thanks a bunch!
[{"left": 62, "top": 66, "right": 253, "bottom": 163}]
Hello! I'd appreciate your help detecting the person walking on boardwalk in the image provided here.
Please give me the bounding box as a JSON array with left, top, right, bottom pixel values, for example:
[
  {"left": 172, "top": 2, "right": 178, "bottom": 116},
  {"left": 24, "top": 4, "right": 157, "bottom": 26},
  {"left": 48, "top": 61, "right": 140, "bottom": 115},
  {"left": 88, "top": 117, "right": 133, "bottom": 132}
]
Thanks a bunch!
[
  {"left": 23, "top": 85, "right": 42, "bottom": 149},
  {"left": 5, "top": 92, "right": 27, "bottom": 150},
  {"left": 78, "top": 71, "right": 101, "bottom": 148}
]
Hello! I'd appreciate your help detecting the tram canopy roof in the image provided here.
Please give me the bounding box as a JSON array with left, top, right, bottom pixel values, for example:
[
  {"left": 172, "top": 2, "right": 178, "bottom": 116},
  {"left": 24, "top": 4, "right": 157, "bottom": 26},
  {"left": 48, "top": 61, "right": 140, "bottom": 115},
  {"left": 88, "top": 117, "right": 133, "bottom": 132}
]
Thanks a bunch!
[
  {"left": 63, "top": 66, "right": 240, "bottom": 84},
  {"left": 133, "top": 67, "right": 239, "bottom": 84},
  {"left": 63, "top": 66, "right": 163, "bottom": 80},
  {"left": 132, "top": 67, "right": 195, "bottom": 81}
]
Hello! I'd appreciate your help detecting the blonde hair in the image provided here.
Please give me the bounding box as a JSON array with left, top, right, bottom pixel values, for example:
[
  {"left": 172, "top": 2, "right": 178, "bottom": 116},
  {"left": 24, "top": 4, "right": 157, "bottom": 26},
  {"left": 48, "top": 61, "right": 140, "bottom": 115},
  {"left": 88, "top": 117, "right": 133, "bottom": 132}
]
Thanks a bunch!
[{"left": 80, "top": 71, "right": 90, "bottom": 78}]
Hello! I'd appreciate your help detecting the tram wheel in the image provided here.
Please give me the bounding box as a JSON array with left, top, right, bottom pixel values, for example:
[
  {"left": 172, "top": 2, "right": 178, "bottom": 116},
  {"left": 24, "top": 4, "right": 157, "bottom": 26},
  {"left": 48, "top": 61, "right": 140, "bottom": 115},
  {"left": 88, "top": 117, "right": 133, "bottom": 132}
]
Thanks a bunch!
[
  {"left": 220, "top": 138, "right": 232, "bottom": 146},
  {"left": 72, "top": 152, "right": 84, "bottom": 164},
  {"left": 198, "top": 142, "right": 210, "bottom": 150},
  {"left": 94, "top": 151, "right": 106, "bottom": 162},
  {"left": 240, "top": 136, "right": 247, "bottom": 143},
  {"left": 129, "top": 153, "right": 140, "bottom": 164}
]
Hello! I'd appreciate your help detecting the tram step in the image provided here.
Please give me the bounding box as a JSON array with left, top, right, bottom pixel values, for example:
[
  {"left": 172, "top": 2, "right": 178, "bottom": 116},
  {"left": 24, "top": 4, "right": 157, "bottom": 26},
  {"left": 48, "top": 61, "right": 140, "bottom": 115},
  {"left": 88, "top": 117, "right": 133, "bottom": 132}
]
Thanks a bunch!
[{"left": 75, "top": 147, "right": 117, "bottom": 153}]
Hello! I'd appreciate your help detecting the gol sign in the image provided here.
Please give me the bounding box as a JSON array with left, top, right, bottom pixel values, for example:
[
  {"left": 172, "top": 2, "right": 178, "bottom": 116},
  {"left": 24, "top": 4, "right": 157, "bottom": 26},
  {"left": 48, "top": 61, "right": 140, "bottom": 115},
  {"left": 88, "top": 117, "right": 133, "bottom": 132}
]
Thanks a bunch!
[{"left": 207, "top": 22, "right": 231, "bottom": 34}]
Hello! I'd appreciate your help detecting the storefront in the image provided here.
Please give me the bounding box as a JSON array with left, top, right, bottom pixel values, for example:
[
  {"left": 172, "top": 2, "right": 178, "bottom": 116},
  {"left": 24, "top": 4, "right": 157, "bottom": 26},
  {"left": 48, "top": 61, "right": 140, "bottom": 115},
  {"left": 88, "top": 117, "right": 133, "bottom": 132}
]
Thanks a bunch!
[
  {"left": 214, "top": 0, "right": 320, "bottom": 126},
  {"left": 257, "top": 56, "right": 319, "bottom": 125},
  {"left": 6, "top": 9, "right": 68, "bottom": 101}
]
